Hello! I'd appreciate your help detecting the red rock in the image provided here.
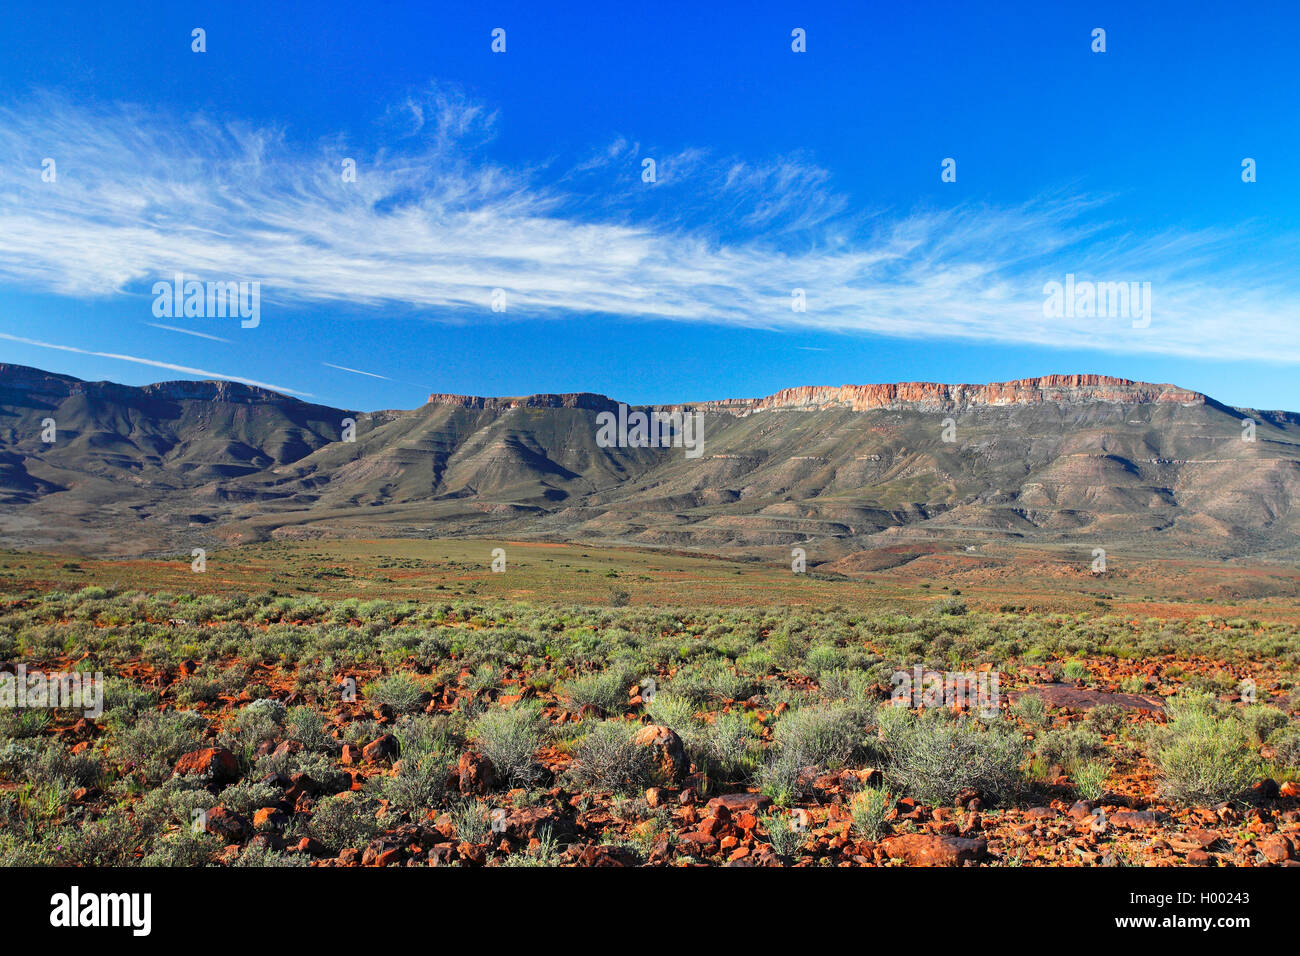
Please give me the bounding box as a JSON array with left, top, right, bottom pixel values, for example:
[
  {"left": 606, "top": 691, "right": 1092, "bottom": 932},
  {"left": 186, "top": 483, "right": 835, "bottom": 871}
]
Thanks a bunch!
[
  {"left": 361, "top": 838, "right": 402, "bottom": 866},
  {"left": 202, "top": 807, "right": 250, "bottom": 844},
  {"left": 879, "top": 833, "right": 987, "bottom": 866},
  {"left": 457, "top": 750, "right": 498, "bottom": 794},
  {"left": 173, "top": 747, "right": 240, "bottom": 784},
  {"left": 504, "top": 805, "right": 570, "bottom": 841},
  {"left": 1011, "top": 684, "right": 1164, "bottom": 713},
  {"left": 340, "top": 744, "right": 363, "bottom": 765},
  {"left": 290, "top": 837, "right": 327, "bottom": 856},
  {"left": 1260, "top": 835, "right": 1294, "bottom": 863},
  {"left": 1110, "top": 811, "right": 1162, "bottom": 829},
  {"left": 698, "top": 813, "right": 729, "bottom": 837},
  {"left": 267, "top": 738, "right": 301, "bottom": 759},
  {"left": 1253, "top": 778, "right": 1280, "bottom": 799},
  {"left": 457, "top": 842, "right": 486, "bottom": 865},
  {"left": 707, "top": 792, "right": 773, "bottom": 815},
  {"left": 570, "top": 843, "right": 639, "bottom": 866},
  {"left": 645, "top": 787, "right": 666, "bottom": 808},
  {"left": 427, "top": 844, "right": 456, "bottom": 865},
  {"left": 632, "top": 725, "right": 689, "bottom": 784},
  {"left": 362, "top": 734, "right": 399, "bottom": 763},
  {"left": 1188, "top": 829, "right": 1220, "bottom": 849},
  {"left": 252, "top": 807, "right": 287, "bottom": 829},
  {"left": 1280, "top": 781, "right": 1300, "bottom": 799},
  {"left": 1188, "top": 849, "right": 1213, "bottom": 866},
  {"left": 673, "top": 376, "right": 1205, "bottom": 415},
  {"left": 246, "top": 832, "right": 284, "bottom": 853},
  {"left": 676, "top": 832, "right": 718, "bottom": 856}
]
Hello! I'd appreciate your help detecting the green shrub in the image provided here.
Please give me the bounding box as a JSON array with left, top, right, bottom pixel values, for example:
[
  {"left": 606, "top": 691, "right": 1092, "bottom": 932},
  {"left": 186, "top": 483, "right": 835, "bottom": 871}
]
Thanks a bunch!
[
  {"left": 694, "top": 711, "right": 761, "bottom": 781},
  {"left": 884, "top": 712, "right": 1025, "bottom": 805},
  {"left": 141, "top": 828, "right": 222, "bottom": 867},
  {"left": 114, "top": 709, "right": 207, "bottom": 784},
  {"left": 381, "top": 746, "right": 457, "bottom": 815},
  {"left": 1153, "top": 696, "right": 1260, "bottom": 804},
  {"left": 849, "top": 785, "right": 892, "bottom": 840},
  {"left": 1011, "top": 694, "right": 1048, "bottom": 728},
  {"left": 1072, "top": 759, "right": 1110, "bottom": 801},
  {"left": 450, "top": 798, "right": 492, "bottom": 844},
  {"left": 772, "top": 702, "right": 863, "bottom": 771},
  {"left": 308, "top": 792, "right": 383, "bottom": 853},
  {"left": 1268, "top": 724, "right": 1300, "bottom": 769},
  {"left": 1035, "top": 726, "right": 1105, "bottom": 771},
  {"left": 760, "top": 810, "right": 807, "bottom": 860},
  {"left": 643, "top": 694, "right": 696, "bottom": 732},
  {"left": 1062, "top": 660, "right": 1091, "bottom": 682},
  {"left": 567, "top": 721, "right": 651, "bottom": 794},
  {"left": 470, "top": 703, "right": 544, "bottom": 787},
  {"left": 1243, "top": 705, "right": 1288, "bottom": 743},
  {"left": 1084, "top": 703, "right": 1126, "bottom": 736},
  {"left": 558, "top": 667, "right": 630, "bottom": 713},
  {"left": 364, "top": 673, "right": 426, "bottom": 713}
]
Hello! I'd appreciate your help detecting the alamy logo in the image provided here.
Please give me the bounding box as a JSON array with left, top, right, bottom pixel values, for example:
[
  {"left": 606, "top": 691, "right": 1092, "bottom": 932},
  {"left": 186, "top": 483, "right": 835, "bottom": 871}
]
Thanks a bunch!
[
  {"left": 0, "top": 664, "right": 102, "bottom": 718},
  {"left": 49, "top": 886, "right": 151, "bottom": 936},
  {"left": 152, "top": 273, "right": 260, "bottom": 328},
  {"left": 595, "top": 404, "right": 704, "bottom": 458},
  {"left": 1042, "top": 274, "right": 1151, "bottom": 328},
  {"left": 890, "top": 666, "right": 1001, "bottom": 718}
]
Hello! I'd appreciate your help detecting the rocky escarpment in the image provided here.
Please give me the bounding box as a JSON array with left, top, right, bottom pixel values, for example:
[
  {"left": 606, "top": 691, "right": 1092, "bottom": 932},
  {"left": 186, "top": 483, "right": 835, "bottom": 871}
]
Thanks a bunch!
[
  {"left": 429, "top": 375, "right": 1207, "bottom": 415},
  {"left": 426, "top": 392, "right": 618, "bottom": 412},
  {"left": 689, "top": 375, "right": 1207, "bottom": 415}
]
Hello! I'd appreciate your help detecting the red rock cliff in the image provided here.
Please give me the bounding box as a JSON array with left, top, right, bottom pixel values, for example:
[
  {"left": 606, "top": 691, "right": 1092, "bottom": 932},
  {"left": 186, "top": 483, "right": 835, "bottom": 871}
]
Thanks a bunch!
[{"left": 429, "top": 375, "right": 1205, "bottom": 414}]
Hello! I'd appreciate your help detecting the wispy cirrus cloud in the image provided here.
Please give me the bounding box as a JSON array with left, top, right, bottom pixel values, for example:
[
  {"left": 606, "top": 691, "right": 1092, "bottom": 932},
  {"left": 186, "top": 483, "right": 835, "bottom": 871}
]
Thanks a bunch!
[
  {"left": 145, "top": 323, "right": 231, "bottom": 343},
  {"left": 1, "top": 87, "right": 1298, "bottom": 361},
  {"left": 0, "top": 333, "right": 312, "bottom": 395}
]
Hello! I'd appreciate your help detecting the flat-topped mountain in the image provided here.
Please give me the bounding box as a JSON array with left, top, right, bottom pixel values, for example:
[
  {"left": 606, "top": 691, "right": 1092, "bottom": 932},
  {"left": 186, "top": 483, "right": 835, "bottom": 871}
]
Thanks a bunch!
[
  {"left": 2, "top": 363, "right": 1298, "bottom": 560},
  {"left": 424, "top": 375, "right": 1206, "bottom": 414}
]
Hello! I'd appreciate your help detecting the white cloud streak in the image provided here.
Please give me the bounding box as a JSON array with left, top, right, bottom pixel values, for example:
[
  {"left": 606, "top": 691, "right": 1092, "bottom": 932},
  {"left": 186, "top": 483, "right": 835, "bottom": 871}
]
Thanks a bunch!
[
  {"left": 0, "top": 333, "right": 313, "bottom": 396},
  {"left": 145, "top": 323, "right": 231, "bottom": 343},
  {"left": 0, "top": 89, "right": 1298, "bottom": 362}
]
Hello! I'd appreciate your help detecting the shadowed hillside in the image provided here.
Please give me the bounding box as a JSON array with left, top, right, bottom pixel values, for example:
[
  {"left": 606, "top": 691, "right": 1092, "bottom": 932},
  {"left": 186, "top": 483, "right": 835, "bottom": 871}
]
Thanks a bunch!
[{"left": 2, "top": 364, "right": 1299, "bottom": 560}]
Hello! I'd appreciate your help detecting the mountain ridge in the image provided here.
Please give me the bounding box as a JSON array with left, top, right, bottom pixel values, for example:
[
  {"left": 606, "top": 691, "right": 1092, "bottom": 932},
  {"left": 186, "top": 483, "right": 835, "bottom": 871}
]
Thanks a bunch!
[
  {"left": 0, "top": 364, "right": 1248, "bottom": 415},
  {"left": 426, "top": 374, "right": 1210, "bottom": 414},
  {"left": 3, "top": 363, "right": 1299, "bottom": 561}
]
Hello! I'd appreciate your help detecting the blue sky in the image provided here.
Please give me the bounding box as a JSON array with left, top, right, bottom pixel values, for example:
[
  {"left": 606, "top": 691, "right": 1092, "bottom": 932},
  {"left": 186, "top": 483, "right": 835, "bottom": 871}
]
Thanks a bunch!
[{"left": 1, "top": 0, "right": 1299, "bottom": 411}]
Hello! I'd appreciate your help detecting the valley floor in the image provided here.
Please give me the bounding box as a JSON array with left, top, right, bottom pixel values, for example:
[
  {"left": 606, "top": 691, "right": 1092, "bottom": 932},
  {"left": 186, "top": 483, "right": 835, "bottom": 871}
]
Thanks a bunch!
[{"left": 0, "top": 539, "right": 1297, "bottom": 867}]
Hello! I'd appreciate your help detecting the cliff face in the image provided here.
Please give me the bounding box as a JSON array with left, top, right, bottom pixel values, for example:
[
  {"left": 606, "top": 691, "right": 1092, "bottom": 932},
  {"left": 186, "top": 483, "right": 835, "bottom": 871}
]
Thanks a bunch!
[
  {"left": 698, "top": 375, "right": 1206, "bottom": 414},
  {"left": 425, "top": 392, "right": 618, "bottom": 412},
  {"left": 430, "top": 375, "right": 1207, "bottom": 415}
]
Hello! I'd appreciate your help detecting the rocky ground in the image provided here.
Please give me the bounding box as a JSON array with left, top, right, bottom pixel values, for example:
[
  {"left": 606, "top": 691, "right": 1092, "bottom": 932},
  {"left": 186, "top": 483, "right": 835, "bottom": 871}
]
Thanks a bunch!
[{"left": 7, "top": 591, "right": 1296, "bottom": 868}]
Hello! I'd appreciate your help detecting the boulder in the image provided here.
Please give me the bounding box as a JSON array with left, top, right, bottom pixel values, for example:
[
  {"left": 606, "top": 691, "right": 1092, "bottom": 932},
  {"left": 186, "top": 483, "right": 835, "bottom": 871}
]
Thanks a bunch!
[
  {"left": 457, "top": 750, "right": 498, "bottom": 794},
  {"left": 362, "top": 734, "right": 399, "bottom": 763},
  {"left": 173, "top": 747, "right": 240, "bottom": 785},
  {"left": 880, "top": 833, "right": 987, "bottom": 866},
  {"left": 632, "top": 725, "right": 689, "bottom": 785}
]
